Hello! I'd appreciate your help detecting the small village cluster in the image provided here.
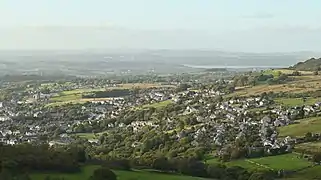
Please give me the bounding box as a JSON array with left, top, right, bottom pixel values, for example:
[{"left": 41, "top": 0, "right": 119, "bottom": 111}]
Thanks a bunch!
[{"left": 1, "top": 80, "right": 320, "bottom": 160}]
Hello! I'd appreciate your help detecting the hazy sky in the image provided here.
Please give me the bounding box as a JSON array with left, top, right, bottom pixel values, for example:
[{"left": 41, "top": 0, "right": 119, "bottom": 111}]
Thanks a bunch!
[{"left": 1, "top": 0, "right": 321, "bottom": 52}]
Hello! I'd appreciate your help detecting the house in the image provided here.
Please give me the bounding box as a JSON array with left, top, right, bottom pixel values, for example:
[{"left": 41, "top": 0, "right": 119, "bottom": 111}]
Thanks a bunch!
[
  {"left": 88, "top": 139, "right": 99, "bottom": 144},
  {"left": 33, "top": 111, "right": 42, "bottom": 118},
  {"left": 315, "top": 102, "right": 321, "bottom": 107},
  {"left": 183, "top": 106, "right": 197, "bottom": 115},
  {"left": 0, "top": 116, "right": 10, "bottom": 122},
  {"left": 261, "top": 116, "right": 272, "bottom": 126},
  {"left": 33, "top": 92, "right": 52, "bottom": 100}
]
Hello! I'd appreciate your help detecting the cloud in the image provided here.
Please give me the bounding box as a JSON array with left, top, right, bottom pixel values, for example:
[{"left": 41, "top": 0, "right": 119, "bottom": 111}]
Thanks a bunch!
[{"left": 241, "top": 12, "right": 275, "bottom": 19}]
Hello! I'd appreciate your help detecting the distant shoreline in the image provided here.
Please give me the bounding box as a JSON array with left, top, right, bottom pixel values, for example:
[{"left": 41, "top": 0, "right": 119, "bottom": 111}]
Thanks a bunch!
[{"left": 182, "top": 64, "right": 287, "bottom": 69}]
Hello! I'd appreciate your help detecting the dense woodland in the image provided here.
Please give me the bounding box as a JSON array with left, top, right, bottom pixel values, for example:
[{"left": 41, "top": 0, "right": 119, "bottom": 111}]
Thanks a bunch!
[{"left": 0, "top": 144, "right": 84, "bottom": 180}]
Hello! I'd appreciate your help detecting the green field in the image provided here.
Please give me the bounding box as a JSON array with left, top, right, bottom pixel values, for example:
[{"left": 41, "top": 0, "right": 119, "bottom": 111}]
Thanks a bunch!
[
  {"left": 47, "top": 88, "right": 111, "bottom": 107},
  {"left": 263, "top": 69, "right": 284, "bottom": 78},
  {"left": 206, "top": 158, "right": 265, "bottom": 170},
  {"left": 75, "top": 133, "right": 97, "bottom": 139},
  {"left": 49, "top": 89, "right": 97, "bottom": 104},
  {"left": 283, "top": 166, "right": 321, "bottom": 180},
  {"left": 60, "top": 88, "right": 104, "bottom": 95},
  {"left": 207, "top": 154, "right": 312, "bottom": 171},
  {"left": 45, "top": 100, "right": 86, "bottom": 107},
  {"left": 263, "top": 69, "right": 313, "bottom": 77},
  {"left": 275, "top": 97, "right": 320, "bottom": 106},
  {"left": 31, "top": 165, "right": 204, "bottom": 180},
  {"left": 142, "top": 100, "right": 173, "bottom": 109},
  {"left": 295, "top": 141, "right": 321, "bottom": 153},
  {"left": 51, "top": 88, "right": 104, "bottom": 102},
  {"left": 48, "top": 83, "right": 174, "bottom": 107},
  {"left": 248, "top": 154, "right": 311, "bottom": 170},
  {"left": 51, "top": 93, "right": 82, "bottom": 102},
  {"left": 75, "top": 130, "right": 109, "bottom": 140},
  {"left": 248, "top": 107, "right": 267, "bottom": 113},
  {"left": 278, "top": 117, "right": 321, "bottom": 137}
]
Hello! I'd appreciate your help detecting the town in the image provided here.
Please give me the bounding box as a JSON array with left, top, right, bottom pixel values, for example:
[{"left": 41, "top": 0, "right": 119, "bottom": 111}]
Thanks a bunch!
[{"left": 2, "top": 61, "right": 321, "bottom": 179}]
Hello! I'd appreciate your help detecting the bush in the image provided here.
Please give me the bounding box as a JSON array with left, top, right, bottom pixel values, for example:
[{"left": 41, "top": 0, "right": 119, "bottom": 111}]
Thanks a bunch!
[
  {"left": 89, "top": 167, "right": 117, "bottom": 180},
  {"left": 104, "top": 159, "right": 131, "bottom": 171}
]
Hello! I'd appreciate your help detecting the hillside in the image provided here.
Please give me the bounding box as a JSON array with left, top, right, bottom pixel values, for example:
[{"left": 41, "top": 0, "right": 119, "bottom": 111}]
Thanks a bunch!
[{"left": 290, "top": 57, "right": 321, "bottom": 71}]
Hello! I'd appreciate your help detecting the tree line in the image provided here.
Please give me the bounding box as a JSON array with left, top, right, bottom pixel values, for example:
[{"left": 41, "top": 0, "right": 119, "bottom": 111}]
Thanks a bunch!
[{"left": 0, "top": 142, "right": 280, "bottom": 180}]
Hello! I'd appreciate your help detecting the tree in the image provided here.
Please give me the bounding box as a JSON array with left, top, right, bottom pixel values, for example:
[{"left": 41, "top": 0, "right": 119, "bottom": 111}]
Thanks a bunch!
[
  {"left": 230, "top": 148, "right": 246, "bottom": 160},
  {"left": 312, "top": 152, "right": 321, "bottom": 163},
  {"left": 305, "top": 132, "right": 313, "bottom": 141},
  {"left": 313, "top": 71, "right": 319, "bottom": 75},
  {"left": 292, "top": 71, "right": 301, "bottom": 76},
  {"left": 206, "top": 164, "right": 225, "bottom": 179},
  {"left": 151, "top": 156, "right": 171, "bottom": 171},
  {"left": 106, "top": 159, "right": 131, "bottom": 171},
  {"left": 176, "top": 83, "right": 190, "bottom": 92},
  {"left": 248, "top": 172, "right": 273, "bottom": 180},
  {"left": 215, "top": 95, "right": 223, "bottom": 103},
  {"left": 224, "top": 166, "right": 248, "bottom": 180},
  {"left": 89, "top": 168, "right": 117, "bottom": 180},
  {"left": 239, "top": 76, "right": 249, "bottom": 86}
]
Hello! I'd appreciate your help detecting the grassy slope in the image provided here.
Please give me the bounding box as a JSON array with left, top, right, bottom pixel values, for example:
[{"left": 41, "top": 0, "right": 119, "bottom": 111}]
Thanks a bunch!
[
  {"left": 207, "top": 154, "right": 311, "bottom": 171},
  {"left": 48, "top": 88, "right": 103, "bottom": 106},
  {"left": 75, "top": 133, "right": 97, "bottom": 140},
  {"left": 47, "top": 83, "right": 174, "bottom": 107},
  {"left": 206, "top": 158, "right": 265, "bottom": 170},
  {"left": 75, "top": 130, "right": 109, "bottom": 140},
  {"left": 30, "top": 165, "right": 204, "bottom": 180},
  {"left": 295, "top": 142, "right": 321, "bottom": 154},
  {"left": 142, "top": 100, "right": 173, "bottom": 109},
  {"left": 278, "top": 117, "right": 321, "bottom": 137},
  {"left": 263, "top": 69, "right": 313, "bottom": 76},
  {"left": 283, "top": 166, "right": 321, "bottom": 180},
  {"left": 275, "top": 97, "right": 321, "bottom": 106},
  {"left": 248, "top": 154, "right": 312, "bottom": 171},
  {"left": 228, "top": 72, "right": 321, "bottom": 98},
  {"left": 228, "top": 84, "right": 315, "bottom": 97}
]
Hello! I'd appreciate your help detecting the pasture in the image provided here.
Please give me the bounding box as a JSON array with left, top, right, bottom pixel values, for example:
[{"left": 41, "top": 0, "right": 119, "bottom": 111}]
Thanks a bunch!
[
  {"left": 228, "top": 83, "right": 315, "bottom": 97},
  {"left": 263, "top": 69, "right": 313, "bottom": 76},
  {"left": 207, "top": 154, "right": 311, "bottom": 171},
  {"left": 283, "top": 166, "right": 321, "bottom": 180},
  {"left": 275, "top": 97, "right": 320, "bottom": 106},
  {"left": 75, "top": 133, "right": 97, "bottom": 140},
  {"left": 247, "top": 153, "right": 312, "bottom": 171},
  {"left": 228, "top": 73, "right": 321, "bottom": 98},
  {"left": 278, "top": 117, "right": 321, "bottom": 137},
  {"left": 75, "top": 130, "right": 109, "bottom": 140},
  {"left": 142, "top": 99, "right": 173, "bottom": 109},
  {"left": 206, "top": 158, "right": 265, "bottom": 170},
  {"left": 295, "top": 142, "right": 321, "bottom": 154},
  {"left": 49, "top": 88, "right": 104, "bottom": 103},
  {"left": 47, "top": 83, "right": 174, "bottom": 107},
  {"left": 30, "top": 165, "right": 204, "bottom": 180},
  {"left": 108, "top": 83, "right": 175, "bottom": 89}
]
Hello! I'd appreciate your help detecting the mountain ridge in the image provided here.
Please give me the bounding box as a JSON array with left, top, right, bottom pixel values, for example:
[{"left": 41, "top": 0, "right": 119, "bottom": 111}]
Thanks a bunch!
[{"left": 290, "top": 57, "right": 321, "bottom": 71}]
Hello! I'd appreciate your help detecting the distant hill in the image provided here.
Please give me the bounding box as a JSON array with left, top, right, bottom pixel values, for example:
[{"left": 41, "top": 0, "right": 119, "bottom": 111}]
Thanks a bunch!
[
  {"left": 0, "top": 50, "right": 320, "bottom": 76},
  {"left": 290, "top": 58, "right": 321, "bottom": 71},
  {"left": 204, "top": 68, "right": 228, "bottom": 72}
]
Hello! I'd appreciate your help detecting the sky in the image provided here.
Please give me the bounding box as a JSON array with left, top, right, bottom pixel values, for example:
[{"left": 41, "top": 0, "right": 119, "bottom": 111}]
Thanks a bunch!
[{"left": 1, "top": 0, "right": 321, "bottom": 52}]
